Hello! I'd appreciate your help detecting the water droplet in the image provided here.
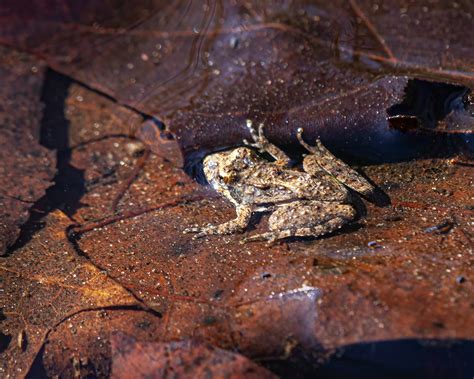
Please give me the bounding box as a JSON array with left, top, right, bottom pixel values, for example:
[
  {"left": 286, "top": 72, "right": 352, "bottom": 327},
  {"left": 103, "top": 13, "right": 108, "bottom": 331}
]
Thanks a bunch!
[{"left": 229, "top": 36, "right": 239, "bottom": 49}]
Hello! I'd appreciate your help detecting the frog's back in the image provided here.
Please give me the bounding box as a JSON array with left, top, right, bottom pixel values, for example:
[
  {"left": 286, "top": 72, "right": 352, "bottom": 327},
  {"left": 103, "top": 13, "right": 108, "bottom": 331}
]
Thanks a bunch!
[
  {"left": 291, "top": 172, "right": 348, "bottom": 202},
  {"left": 236, "top": 164, "right": 348, "bottom": 204}
]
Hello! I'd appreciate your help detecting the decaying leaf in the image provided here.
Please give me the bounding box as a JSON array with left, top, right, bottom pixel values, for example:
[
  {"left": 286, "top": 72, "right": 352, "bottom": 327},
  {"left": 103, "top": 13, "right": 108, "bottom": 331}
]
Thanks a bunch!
[
  {"left": 0, "top": 1, "right": 473, "bottom": 378},
  {"left": 0, "top": 47, "right": 56, "bottom": 254},
  {"left": 0, "top": 1, "right": 472, "bottom": 166},
  {"left": 0, "top": 210, "right": 142, "bottom": 376},
  {"left": 110, "top": 334, "right": 277, "bottom": 379}
]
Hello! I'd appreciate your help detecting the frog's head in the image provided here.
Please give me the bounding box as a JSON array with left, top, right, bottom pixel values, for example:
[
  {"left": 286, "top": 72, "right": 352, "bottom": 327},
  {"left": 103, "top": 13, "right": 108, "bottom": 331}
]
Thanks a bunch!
[{"left": 203, "top": 147, "right": 258, "bottom": 186}]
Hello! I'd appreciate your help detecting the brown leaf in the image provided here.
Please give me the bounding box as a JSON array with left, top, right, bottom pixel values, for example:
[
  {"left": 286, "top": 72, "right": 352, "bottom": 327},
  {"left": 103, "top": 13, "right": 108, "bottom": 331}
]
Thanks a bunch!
[
  {"left": 110, "top": 334, "right": 277, "bottom": 379},
  {"left": 0, "top": 47, "right": 56, "bottom": 254},
  {"left": 0, "top": 210, "right": 141, "bottom": 376},
  {"left": 0, "top": 3, "right": 473, "bottom": 378},
  {"left": 0, "top": 1, "right": 472, "bottom": 165},
  {"left": 0, "top": 76, "right": 469, "bottom": 377}
]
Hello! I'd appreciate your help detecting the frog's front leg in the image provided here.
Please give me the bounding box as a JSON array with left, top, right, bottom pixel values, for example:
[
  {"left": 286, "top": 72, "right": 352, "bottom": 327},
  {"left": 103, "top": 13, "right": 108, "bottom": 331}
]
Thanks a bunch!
[
  {"left": 184, "top": 204, "right": 252, "bottom": 239},
  {"left": 244, "top": 120, "right": 291, "bottom": 167},
  {"left": 297, "top": 128, "right": 375, "bottom": 196}
]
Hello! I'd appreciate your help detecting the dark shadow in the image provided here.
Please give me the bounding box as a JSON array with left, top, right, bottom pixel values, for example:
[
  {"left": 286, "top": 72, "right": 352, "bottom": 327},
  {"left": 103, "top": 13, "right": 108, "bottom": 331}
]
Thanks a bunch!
[
  {"left": 39, "top": 69, "right": 86, "bottom": 218},
  {"left": 264, "top": 338, "right": 474, "bottom": 379},
  {"left": 387, "top": 79, "right": 469, "bottom": 130},
  {"left": 26, "top": 346, "right": 49, "bottom": 379},
  {"left": 366, "top": 187, "right": 391, "bottom": 207},
  {"left": 0, "top": 332, "right": 12, "bottom": 354},
  {"left": 6, "top": 69, "right": 86, "bottom": 254}
]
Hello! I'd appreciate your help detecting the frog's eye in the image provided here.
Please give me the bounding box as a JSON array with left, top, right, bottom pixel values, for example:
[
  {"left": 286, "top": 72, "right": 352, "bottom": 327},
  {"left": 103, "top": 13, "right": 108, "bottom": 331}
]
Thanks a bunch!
[{"left": 206, "top": 160, "right": 218, "bottom": 170}]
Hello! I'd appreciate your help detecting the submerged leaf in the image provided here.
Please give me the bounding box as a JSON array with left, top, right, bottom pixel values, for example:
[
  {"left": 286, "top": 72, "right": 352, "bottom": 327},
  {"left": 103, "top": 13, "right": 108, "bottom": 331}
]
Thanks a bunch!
[{"left": 0, "top": 1, "right": 472, "bottom": 166}]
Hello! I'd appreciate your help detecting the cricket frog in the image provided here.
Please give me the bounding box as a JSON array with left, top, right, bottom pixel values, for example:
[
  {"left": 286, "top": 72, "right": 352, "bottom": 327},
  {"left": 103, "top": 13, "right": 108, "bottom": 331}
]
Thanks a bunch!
[{"left": 185, "top": 120, "right": 375, "bottom": 242}]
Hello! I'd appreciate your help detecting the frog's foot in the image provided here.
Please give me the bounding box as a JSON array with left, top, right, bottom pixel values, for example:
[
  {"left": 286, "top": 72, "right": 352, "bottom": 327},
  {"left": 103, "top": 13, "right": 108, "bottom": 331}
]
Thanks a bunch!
[
  {"left": 297, "top": 128, "right": 375, "bottom": 197},
  {"left": 183, "top": 225, "right": 211, "bottom": 239},
  {"left": 241, "top": 231, "right": 286, "bottom": 245},
  {"left": 243, "top": 216, "right": 349, "bottom": 244},
  {"left": 243, "top": 119, "right": 268, "bottom": 151},
  {"left": 184, "top": 225, "right": 224, "bottom": 239},
  {"left": 184, "top": 205, "right": 252, "bottom": 239},
  {"left": 296, "top": 128, "right": 329, "bottom": 156},
  {"left": 244, "top": 120, "right": 291, "bottom": 167},
  {"left": 296, "top": 127, "right": 318, "bottom": 154},
  {"left": 184, "top": 223, "right": 245, "bottom": 240}
]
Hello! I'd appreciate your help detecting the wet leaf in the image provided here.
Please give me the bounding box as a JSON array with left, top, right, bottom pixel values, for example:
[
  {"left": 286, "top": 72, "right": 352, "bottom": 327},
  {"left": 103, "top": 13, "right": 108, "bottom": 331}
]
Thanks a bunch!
[
  {"left": 110, "top": 334, "right": 277, "bottom": 379},
  {"left": 0, "top": 2, "right": 473, "bottom": 378},
  {"left": 0, "top": 69, "right": 472, "bottom": 378},
  {"left": 0, "top": 1, "right": 472, "bottom": 165},
  {"left": 0, "top": 47, "right": 56, "bottom": 254},
  {"left": 0, "top": 210, "right": 141, "bottom": 376}
]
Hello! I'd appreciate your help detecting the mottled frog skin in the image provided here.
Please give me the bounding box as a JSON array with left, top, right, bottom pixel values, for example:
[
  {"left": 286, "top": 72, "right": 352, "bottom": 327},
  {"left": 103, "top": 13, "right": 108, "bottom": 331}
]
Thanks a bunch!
[{"left": 185, "top": 120, "right": 375, "bottom": 243}]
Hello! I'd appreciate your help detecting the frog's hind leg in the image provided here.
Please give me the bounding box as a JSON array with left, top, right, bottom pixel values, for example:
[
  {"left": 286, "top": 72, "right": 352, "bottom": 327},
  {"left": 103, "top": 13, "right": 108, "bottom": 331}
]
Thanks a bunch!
[
  {"left": 297, "top": 128, "right": 374, "bottom": 196},
  {"left": 243, "top": 216, "right": 348, "bottom": 243},
  {"left": 241, "top": 231, "right": 289, "bottom": 244},
  {"left": 184, "top": 204, "right": 252, "bottom": 239},
  {"left": 244, "top": 120, "right": 291, "bottom": 167},
  {"left": 243, "top": 201, "right": 355, "bottom": 243}
]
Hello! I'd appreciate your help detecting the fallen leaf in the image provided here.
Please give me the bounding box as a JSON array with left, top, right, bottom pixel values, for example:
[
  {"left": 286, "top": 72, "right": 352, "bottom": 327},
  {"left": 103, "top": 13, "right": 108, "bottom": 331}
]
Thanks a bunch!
[
  {"left": 110, "top": 334, "right": 277, "bottom": 379},
  {"left": 0, "top": 47, "right": 56, "bottom": 254},
  {"left": 0, "top": 1, "right": 472, "bottom": 166},
  {"left": 0, "top": 210, "right": 141, "bottom": 376},
  {"left": 0, "top": 2, "right": 473, "bottom": 378}
]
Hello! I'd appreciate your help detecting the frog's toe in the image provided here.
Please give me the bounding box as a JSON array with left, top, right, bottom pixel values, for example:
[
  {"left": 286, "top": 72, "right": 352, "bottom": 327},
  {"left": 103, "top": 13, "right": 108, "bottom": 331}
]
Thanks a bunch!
[
  {"left": 241, "top": 235, "right": 256, "bottom": 244},
  {"left": 183, "top": 227, "right": 210, "bottom": 239},
  {"left": 241, "top": 232, "right": 274, "bottom": 243},
  {"left": 243, "top": 139, "right": 260, "bottom": 149},
  {"left": 183, "top": 227, "right": 199, "bottom": 234},
  {"left": 184, "top": 228, "right": 209, "bottom": 239}
]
